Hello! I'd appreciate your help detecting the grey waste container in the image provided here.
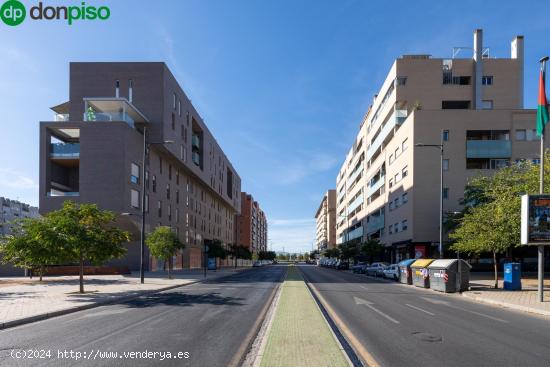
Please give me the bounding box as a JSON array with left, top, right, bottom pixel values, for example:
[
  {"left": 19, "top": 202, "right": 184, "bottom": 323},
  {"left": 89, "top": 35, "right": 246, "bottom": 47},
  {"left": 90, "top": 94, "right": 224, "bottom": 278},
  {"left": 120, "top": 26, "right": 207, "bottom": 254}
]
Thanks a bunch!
[
  {"left": 427, "top": 259, "right": 471, "bottom": 293},
  {"left": 411, "top": 259, "right": 434, "bottom": 288},
  {"left": 398, "top": 259, "right": 416, "bottom": 285}
]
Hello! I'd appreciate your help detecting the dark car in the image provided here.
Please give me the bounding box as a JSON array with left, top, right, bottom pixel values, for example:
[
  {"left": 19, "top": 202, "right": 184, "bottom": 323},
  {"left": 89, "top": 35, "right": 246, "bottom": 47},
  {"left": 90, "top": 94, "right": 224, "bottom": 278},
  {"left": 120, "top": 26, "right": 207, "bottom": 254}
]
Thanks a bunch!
[
  {"left": 352, "top": 262, "right": 368, "bottom": 273},
  {"left": 337, "top": 261, "right": 349, "bottom": 270}
]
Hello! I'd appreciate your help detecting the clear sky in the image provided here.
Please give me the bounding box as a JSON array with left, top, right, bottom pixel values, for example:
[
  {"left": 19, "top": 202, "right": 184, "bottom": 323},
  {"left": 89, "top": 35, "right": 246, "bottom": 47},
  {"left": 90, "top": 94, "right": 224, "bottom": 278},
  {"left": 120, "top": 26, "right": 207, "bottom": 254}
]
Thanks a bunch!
[{"left": 1, "top": 0, "right": 549, "bottom": 253}]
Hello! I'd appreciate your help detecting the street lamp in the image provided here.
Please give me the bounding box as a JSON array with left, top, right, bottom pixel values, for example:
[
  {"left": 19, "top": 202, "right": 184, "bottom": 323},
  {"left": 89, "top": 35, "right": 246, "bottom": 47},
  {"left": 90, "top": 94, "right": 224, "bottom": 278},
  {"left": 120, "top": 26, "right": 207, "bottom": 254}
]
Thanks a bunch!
[
  {"left": 134, "top": 126, "right": 174, "bottom": 284},
  {"left": 415, "top": 136, "right": 444, "bottom": 259}
]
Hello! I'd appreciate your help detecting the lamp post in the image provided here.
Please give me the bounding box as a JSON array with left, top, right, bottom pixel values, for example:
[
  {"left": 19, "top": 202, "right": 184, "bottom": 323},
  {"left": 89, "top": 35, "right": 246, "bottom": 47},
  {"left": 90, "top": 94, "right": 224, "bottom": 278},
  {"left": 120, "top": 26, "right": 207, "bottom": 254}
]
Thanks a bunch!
[
  {"left": 136, "top": 126, "right": 173, "bottom": 284},
  {"left": 415, "top": 135, "right": 444, "bottom": 259}
]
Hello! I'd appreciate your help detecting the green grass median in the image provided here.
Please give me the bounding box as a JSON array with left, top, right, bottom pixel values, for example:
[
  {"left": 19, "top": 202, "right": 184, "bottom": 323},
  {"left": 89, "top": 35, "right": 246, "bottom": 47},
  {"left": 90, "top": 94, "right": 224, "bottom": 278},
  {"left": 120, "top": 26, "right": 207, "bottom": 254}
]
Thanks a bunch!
[{"left": 260, "top": 265, "right": 349, "bottom": 367}]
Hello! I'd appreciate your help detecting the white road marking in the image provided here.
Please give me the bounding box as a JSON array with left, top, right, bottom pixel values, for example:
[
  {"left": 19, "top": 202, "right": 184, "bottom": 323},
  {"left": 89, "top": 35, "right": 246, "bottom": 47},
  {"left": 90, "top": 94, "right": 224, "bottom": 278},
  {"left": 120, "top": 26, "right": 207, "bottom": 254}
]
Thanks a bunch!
[
  {"left": 360, "top": 285, "right": 369, "bottom": 291},
  {"left": 354, "top": 296, "right": 400, "bottom": 324},
  {"left": 405, "top": 303, "right": 435, "bottom": 316},
  {"left": 421, "top": 297, "right": 508, "bottom": 323}
]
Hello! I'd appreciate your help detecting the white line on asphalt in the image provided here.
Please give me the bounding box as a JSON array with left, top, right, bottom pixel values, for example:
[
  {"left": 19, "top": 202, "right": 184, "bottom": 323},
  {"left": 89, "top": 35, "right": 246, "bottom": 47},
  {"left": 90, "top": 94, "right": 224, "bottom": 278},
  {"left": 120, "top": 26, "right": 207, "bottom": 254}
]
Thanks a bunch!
[
  {"left": 360, "top": 285, "right": 369, "bottom": 291},
  {"left": 405, "top": 303, "right": 435, "bottom": 316},
  {"left": 364, "top": 303, "right": 400, "bottom": 324},
  {"left": 421, "top": 297, "right": 508, "bottom": 323}
]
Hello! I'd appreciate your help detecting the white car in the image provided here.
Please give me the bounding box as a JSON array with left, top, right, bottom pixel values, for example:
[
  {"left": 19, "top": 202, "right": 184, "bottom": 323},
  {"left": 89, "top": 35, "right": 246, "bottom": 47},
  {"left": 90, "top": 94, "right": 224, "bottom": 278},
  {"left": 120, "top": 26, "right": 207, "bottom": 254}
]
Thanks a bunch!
[{"left": 383, "top": 264, "right": 399, "bottom": 280}]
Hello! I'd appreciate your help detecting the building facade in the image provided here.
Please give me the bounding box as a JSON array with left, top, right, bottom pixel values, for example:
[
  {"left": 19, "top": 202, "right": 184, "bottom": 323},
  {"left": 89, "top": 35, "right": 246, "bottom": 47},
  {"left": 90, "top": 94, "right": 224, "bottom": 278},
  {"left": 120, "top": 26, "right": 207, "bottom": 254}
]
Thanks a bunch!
[
  {"left": 236, "top": 192, "right": 268, "bottom": 255},
  {"left": 336, "top": 29, "right": 543, "bottom": 262},
  {"left": 0, "top": 197, "right": 40, "bottom": 236},
  {"left": 315, "top": 190, "right": 336, "bottom": 251},
  {"left": 39, "top": 62, "right": 241, "bottom": 271}
]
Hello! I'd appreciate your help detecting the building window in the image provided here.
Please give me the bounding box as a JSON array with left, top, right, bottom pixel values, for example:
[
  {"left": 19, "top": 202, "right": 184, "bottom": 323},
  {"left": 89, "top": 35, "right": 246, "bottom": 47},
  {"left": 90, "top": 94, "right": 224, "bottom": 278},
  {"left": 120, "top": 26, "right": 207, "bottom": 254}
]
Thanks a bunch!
[
  {"left": 526, "top": 129, "right": 540, "bottom": 141},
  {"left": 145, "top": 171, "right": 149, "bottom": 189},
  {"left": 152, "top": 175, "right": 157, "bottom": 192},
  {"left": 173, "top": 93, "right": 177, "bottom": 109},
  {"left": 402, "top": 138, "right": 408, "bottom": 152},
  {"left": 389, "top": 178, "right": 393, "bottom": 188},
  {"left": 482, "top": 76, "right": 493, "bottom": 85},
  {"left": 171, "top": 113, "right": 175, "bottom": 130},
  {"left": 402, "top": 192, "right": 408, "bottom": 203},
  {"left": 442, "top": 130, "right": 449, "bottom": 141},
  {"left": 401, "top": 220, "right": 408, "bottom": 231},
  {"left": 176, "top": 172, "right": 179, "bottom": 185},
  {"left": 145, "top": 194, "right": 149, "bottom": 213},
  {"left": 443, "top": 159, "right": 449, "bottom": 171},
  {"left": 159, "top": 157, "right": 163, "bottom": 174},
  {"left": 169, "top": 165, "right": 172, "bottom": 180},
  {"left": 389, "top": 154, "right": 394, "bottom": 164},
  {"left": 166, "top": 184, "right": 170, "bottom": 200},
  {"left": 178, "top": 100, "right": 181, "bottom": 116},
  {"left": 442, "top": 100, "right": 470, "bottom": 109},
  {"left": 394, "top": 223, "right": 399, "bottom": 233},
  {"left": 389, "top": 201, "right": 394, "bottom": 211},
  {"left": 395, "top": 147, "right": 400, "bottom": 159},
  {"left": 395, "top": 76, "right": 407, "bottom": 86},
  {"left": 443, "top": 188, "right": 449, "bottom": 199},
  {"left": 158, "top": 201, "right": 162, "bottom": 217},
  {"left": 388, "top": 224, "right": 393, "bottom": 234},
  {"left": 402, "top": 165, "right": 408, "bottom": 178},
  {"left": 131, "top": 189, "right": 139, "bottom": 209},
  {"left": 516, "top": 129, "right": 526, "bottom": 141},
  {"left": 394, "top": 172, "right": 401, "bottom": 184},
  {"left": 131, "top": 163, "right": 140, "bottom": 184},
  {"left": 481, "top": 100, "right": 493, "bottom": 109},
  {"left": 176, "top": 190, "right": 179, "bottom": 204},
  {"left": 168, "top": 205, "right": 172, "bottom": 221},
  {"left": 176, "top": 208, "right": 179, "bottom": 223}
]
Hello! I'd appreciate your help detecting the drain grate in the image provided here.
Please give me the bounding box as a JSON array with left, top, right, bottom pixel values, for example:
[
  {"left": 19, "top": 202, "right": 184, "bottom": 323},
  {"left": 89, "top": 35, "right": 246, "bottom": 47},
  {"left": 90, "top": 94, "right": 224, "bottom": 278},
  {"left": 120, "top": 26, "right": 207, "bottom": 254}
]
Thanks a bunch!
[{"left": 411, "top": 331, "right": 443, "bottom": 343}]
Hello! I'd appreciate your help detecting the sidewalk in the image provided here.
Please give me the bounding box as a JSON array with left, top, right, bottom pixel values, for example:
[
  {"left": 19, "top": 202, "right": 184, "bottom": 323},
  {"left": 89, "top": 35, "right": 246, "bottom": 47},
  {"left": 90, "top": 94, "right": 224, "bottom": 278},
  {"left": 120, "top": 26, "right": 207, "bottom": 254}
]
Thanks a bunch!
[
  {"left": 0, "top": 267, "right": 249, "bottom": 329},
  {"left": 258, "top": 265, "right": 349, "bottom": 367},
  {"left": 463, "top": 275, "right": 550, "bottom": 316}
]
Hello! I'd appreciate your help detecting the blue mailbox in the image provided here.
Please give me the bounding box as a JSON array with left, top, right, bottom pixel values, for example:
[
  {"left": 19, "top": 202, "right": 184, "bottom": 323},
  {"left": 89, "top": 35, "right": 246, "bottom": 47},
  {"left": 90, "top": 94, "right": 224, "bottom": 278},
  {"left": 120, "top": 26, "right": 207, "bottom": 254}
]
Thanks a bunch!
[{"left": 503, "top": 263, "right": 521, "bottom": 291}]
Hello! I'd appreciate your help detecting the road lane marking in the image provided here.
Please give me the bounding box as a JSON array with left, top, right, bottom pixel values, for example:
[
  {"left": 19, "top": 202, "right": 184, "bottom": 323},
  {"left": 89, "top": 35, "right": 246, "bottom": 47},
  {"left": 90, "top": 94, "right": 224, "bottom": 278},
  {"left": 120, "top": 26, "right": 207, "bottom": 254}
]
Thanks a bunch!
[
  {"left": 360, "top": 285, "right": 369, "bottom": 291},
  {"left": 304, "top": 270, "right": 381, "bottom": 367},
  {"left": 405, "top": 304, "right": 435, "bottom": 316},
  {"left": 421, "top": 297, "right": 508, "bottom": 323},
  {"left": 354, "top": 297, "right": 400, "bottom": 324}
]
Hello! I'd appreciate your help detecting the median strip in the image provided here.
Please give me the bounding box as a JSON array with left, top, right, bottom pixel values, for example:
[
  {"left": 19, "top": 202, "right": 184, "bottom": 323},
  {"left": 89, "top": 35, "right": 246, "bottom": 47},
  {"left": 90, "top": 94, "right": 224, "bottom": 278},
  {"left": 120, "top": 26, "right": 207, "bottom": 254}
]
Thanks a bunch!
[{"left": 258, "top": 265, "right": 350, "bottom": 367}]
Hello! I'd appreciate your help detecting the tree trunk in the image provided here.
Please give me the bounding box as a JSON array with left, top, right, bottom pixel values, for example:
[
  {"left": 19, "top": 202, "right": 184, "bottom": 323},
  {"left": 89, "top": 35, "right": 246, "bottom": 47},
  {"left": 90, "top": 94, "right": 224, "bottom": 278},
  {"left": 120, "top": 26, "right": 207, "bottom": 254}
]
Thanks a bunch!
[
  {"left": 234, "top": 255, "right": 237, "bottom": 268},
  {"left": 79, "top": 252, "right": 84, "bottom": 293},
  {"left": 168, "top": 258, "right": 172, "bottom": 279},
  {"left": 38, "top": 267, "right": 42, "bottom": 282},
  {"left": 493, "top": 251, "right": 498, "bottom": 289}
]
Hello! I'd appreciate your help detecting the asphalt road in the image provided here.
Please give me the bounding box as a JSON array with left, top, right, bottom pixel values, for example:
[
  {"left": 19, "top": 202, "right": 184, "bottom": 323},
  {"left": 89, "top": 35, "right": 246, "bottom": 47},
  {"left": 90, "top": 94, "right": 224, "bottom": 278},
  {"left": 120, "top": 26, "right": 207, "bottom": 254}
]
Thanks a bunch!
[
  {"left": 300, "top": 265, "right": 550, "bottom": 367},
  {"left": 0, "top": 265, "right": 286, "bottom": 367}
]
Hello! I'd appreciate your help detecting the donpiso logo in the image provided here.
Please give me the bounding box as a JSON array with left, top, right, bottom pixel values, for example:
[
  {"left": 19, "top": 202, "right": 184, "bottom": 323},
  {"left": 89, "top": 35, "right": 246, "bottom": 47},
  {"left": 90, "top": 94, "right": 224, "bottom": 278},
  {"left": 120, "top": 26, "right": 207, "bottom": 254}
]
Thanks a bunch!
[
  {"left": 1, "top": 0, "right": 25, "bottom": 26},
  {"left": 1, "top": 1, "right": 110, "bottom": 26}
]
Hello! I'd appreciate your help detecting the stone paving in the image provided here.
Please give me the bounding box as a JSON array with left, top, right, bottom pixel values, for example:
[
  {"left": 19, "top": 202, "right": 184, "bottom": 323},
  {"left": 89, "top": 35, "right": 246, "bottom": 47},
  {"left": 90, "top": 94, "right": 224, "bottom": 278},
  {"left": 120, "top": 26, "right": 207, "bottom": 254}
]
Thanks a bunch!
[
  {"left": 0, "top": 267, "right": 248, "bottom": 327},
  {"left": 260, "top": 265, "right": 349, "bottom": 367}
]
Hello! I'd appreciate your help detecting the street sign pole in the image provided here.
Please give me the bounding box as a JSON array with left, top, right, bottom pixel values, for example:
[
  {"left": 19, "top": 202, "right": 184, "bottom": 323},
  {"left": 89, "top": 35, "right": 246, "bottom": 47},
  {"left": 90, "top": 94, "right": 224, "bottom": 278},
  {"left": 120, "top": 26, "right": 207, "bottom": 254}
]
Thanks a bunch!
[{"left": 538, "top": 56, "right": 548, "bottom": 302}]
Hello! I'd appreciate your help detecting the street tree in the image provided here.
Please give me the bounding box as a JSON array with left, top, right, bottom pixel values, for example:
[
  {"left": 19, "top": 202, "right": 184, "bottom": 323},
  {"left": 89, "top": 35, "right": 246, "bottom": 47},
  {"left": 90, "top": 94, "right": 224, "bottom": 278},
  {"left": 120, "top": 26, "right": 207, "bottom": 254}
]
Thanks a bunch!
[
  {"left": 323, "top": 247, "right": 340, "bottom": 259},
  {"left": 0, "top": 217, "right": 66, "bottom": 281},
  {"left": 47, "top": 201, "right": 130, "bottom": 293},
  {"left": 207, "top": 239, "right": 228, "bottom": 260},
  {"left": 146, "top": 226, "right": 185, "bottom": 279},
  {"left": 360, "top": 239, "right": 384, "bottom": 263},
  {"left": 229, "top": 244, "right": 252, "bottom": 268},
  {"left": 339, "top": 242, "right": 359, "bottom": 261}
]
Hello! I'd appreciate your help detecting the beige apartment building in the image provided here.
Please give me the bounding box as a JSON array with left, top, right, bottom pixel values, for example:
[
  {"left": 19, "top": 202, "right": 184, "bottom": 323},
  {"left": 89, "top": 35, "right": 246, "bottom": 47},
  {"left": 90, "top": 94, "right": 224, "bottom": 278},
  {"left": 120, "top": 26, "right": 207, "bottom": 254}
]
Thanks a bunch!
[
  {"left": 315, "top": 190, "right": 337, "bottom": 251},
  {"left": 335, "top": 29, "right": 544, "bottom": 262}
]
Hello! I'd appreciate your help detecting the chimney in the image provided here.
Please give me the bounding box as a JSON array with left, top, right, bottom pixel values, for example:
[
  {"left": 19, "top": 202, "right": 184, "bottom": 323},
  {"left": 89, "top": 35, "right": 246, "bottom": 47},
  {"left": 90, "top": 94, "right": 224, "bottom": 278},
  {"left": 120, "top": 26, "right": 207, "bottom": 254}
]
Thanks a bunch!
[
  {"left": 473, "top": 29, "right": 483, "bottom": 109},
  {"left": 512, "top": 35, "right": 525, "bottom": 108}
]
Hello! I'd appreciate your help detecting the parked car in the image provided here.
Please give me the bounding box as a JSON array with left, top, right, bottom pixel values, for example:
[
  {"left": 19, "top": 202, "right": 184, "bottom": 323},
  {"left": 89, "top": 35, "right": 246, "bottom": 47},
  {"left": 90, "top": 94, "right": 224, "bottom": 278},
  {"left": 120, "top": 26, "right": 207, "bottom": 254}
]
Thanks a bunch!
[
  {"left": 337, "top": 261, "right": 349, "bottom": 270},
  {"left": 366, "top": 262, "right": 389, "bottom": 276},
  {"left": 253, "top": 261, "right": 262, "bottom": 267},
  {"left": 351, "top": 262, "right": 368, "bottom": 273},
  {"left": 383, "top": 264, "right": 400, "bottom": 280}
]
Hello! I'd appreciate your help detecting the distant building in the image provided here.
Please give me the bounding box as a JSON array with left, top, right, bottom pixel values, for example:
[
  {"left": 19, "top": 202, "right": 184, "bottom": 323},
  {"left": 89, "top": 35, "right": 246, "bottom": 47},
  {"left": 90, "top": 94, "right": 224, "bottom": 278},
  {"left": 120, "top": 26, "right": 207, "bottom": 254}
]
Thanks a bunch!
[
  {"left": 315, "top": 190, "right": 336, "bottom": 251},
  {"left": 335, "top": 29, "right": 541, "bottom": 262},
  {"left": 0, "top": 197, "right": 40, "bottom": 236},
  {"left": 236, "top": 192, "right": 268, "bottom": 255}
]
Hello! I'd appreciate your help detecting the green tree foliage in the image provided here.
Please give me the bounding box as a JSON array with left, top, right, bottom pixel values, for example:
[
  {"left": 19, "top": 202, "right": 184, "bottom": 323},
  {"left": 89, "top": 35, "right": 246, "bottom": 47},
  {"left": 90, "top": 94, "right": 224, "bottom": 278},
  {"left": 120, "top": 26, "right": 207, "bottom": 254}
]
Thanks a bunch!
[
  {"left": 0, "top": 217, "right": 67, "bottom": 281},
  {"left": 339, "top": 242, "right": 359, "bottom": 261},
  {"left": 449, "top": 158, "right": 547, "bottom": 288},
  {"left": 360, "top": 239, "right": 385, "bottom": 263},
  {"left": 48, "top": 201, "right": 130, "bottom": 293},
  {"left": 323, "top": 247, "right": 340, "bottom": 259},
  {"left": 258, "top": 250, "right": 277, "bottom": 261},
  {"left": 146, "top": 226, "right": 185, "bottom": 279},
  {"left": 309, "top": 250, "right": 319, "bottom": 260},
  {"left": 228, "top": 244, "right": 252, "bottom": 267},
  {"left": 207, "top": 239, "right": 228, "bottom": 260}
]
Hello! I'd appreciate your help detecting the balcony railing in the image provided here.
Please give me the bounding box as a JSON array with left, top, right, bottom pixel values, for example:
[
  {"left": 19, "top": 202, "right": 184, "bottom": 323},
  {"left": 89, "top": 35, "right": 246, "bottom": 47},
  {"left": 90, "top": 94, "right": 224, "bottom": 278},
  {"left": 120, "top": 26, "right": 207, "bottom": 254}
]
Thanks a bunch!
[
  {"left": 347, "top": 193, "right": 363, "bottom": 215},
  {"left": 347, "top": 162, "right": 364, "bottom": 188},
  {"left": 83, "top": 98, "right": 149, "bottom": 127},
  {"left": 367, "top": 175, "right": 385, "bottom": 197},
  {"left": 48, "top": 190, "right": 79, "bottom": 197},
  {"left": 347, "top": 226, "right": 363, "bottom": 241},
  {"left": 50, "top": 142, "right": 80, "bottom": 157},
  {"left": 366, "top": 215, "right": 384, "bottom": 234},
  {"left": 366, "top": 109, "right": 407, "bottom": 162},
  {"left": 54, "top": 114, "right": 69, "bottom": 122},
  {"left": 192, "top": 135, "right": 200, "bottom": 148},
  {"left": 466, "top": 140, "right": 512, "bottom": 158}
]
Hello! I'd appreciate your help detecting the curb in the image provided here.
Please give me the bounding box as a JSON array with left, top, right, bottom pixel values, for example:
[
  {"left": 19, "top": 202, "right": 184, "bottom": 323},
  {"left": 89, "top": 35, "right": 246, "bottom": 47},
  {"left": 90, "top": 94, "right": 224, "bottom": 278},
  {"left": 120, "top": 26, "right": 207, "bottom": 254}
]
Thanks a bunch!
[
  {"left": 460, "top": 292, "right": 550, "bottom": 317},
  {"left": 0, "top": 268, "right": 252, "bottom": 331}
]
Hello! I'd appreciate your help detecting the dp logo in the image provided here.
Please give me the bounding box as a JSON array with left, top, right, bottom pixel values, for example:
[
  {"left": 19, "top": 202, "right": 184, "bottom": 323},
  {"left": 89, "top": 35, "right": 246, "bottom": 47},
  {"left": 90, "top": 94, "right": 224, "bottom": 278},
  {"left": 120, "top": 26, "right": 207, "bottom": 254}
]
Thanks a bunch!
[{"left": 1, "top": 0, "right": 26, "bottom": 26}]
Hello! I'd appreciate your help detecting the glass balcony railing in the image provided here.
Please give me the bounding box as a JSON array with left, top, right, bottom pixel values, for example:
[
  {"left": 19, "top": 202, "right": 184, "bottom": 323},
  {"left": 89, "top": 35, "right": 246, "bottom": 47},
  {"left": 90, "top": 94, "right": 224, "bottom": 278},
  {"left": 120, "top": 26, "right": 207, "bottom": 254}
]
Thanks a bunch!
[
  {"left": 50, "top": 143, "right": 80, "bottom": 157},
  {"left": 347, "top": 193, "right": 364, "bottom": 214},
  {"left": 466, "top": 140, "right": 511, "bottom": 158},
  {"left": 347, "top": 162, "right": 364, "bottom": 187},
  {"left": 366, "top": 215, "right": 384, "bottom": 234},
  {"left": 192, "top": 135, "right": 200, "bottom": 148},
  {"left": 84, "top": 111, "right": 135, "bottom": 125},
  {"left": 347, "top": 226, "right": 363, "bottom": 241},
  {"left": 48, "top": 190, "right": 79, "bottom": 197},
  {"left": 366, "top": 110, "right": 407, "bottom": 162},
  {"left": 83, "top": 98, "right": 149, "bottom": 127},
  {"left": 367, "top": 175, "right": 385, "bottom": 197},
  {"left": 54, "top": 114, "right": 69, "bottom": 122}
]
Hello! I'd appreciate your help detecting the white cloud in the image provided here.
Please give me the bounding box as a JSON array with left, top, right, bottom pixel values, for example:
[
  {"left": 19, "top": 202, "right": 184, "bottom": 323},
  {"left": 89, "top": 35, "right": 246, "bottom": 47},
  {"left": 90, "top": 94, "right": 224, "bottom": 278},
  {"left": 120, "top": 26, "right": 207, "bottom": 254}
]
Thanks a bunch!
[
  {"left": 0, "top": 169, "right": 38, "bottom": 190},
  {"left": 273, "top": 151, "right": 339, "bottom": 185}
]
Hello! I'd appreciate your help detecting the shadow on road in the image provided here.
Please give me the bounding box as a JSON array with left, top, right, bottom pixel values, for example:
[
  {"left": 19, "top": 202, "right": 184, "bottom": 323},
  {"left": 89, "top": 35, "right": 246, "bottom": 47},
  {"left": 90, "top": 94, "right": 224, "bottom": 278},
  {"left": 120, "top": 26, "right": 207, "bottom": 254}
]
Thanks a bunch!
[{"left": 122, "top": 291, "right": 246, "bottom": 308}]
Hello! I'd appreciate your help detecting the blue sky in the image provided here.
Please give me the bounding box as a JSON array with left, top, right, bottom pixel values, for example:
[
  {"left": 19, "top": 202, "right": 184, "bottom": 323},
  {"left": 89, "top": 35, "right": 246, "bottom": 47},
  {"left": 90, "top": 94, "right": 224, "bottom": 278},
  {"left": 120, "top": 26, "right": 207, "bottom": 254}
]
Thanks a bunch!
[{"left": 1, "top": 0, "right": 550, "bottom": 252}]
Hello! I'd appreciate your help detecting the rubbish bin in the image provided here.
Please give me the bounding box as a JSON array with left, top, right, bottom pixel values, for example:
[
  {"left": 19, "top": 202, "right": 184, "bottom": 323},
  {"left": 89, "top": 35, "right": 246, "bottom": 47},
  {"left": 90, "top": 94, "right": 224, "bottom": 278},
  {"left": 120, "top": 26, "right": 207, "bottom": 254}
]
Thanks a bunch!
[
  {"left": 398, "top": 259, "right": 416, "bottom": 285},
  {"left": 503, "top": 263, "right": 521, "bottom": 290},
  {"left": 411, "top": 259, "right": 434, "bottom": 288},
  {"left": 427, "top": 259, "right": 471, "bottom": 293}
]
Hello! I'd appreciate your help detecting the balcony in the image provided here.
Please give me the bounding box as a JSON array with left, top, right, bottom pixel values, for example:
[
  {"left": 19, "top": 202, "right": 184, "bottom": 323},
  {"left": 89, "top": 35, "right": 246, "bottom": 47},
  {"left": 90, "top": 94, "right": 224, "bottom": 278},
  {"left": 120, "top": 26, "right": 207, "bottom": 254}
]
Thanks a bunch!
[
  {"left": 50, "top": 142, "right": 80, "bottom": 158},
  {"left": 367, "top": 109, "right": 407, "bottom": 162},
  {"left": 54, "top": 114, "right": 69, "bottom": 122},
  {"left": 347, "top": 226, "right": 363, "bottom": 241},
  {"left": 192, "top": 135, "right": 200, "bottom": 149},
  {"left": 347, "top": 193, "right": 363, "bottom": 215},
  {"left": 192, "top": 151, "right": 201, "bottom": 166},
  {"left": 347, "top": 162, "right": 363, "bottom": 188},
  {"left": 48, "top": 190, "right": 79, "bottom": 197},
  {"left": 366, "top": 215, "right": 384, "bottom": 234},
  {"left": 83, "top": 98, "right": 149, "bottom": 127},
  {"left": 466, "top": 140, "right": 511, "bottom": 158},
  {"left": 367, "top": 175, "right": 385, "bottom": 197}
]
